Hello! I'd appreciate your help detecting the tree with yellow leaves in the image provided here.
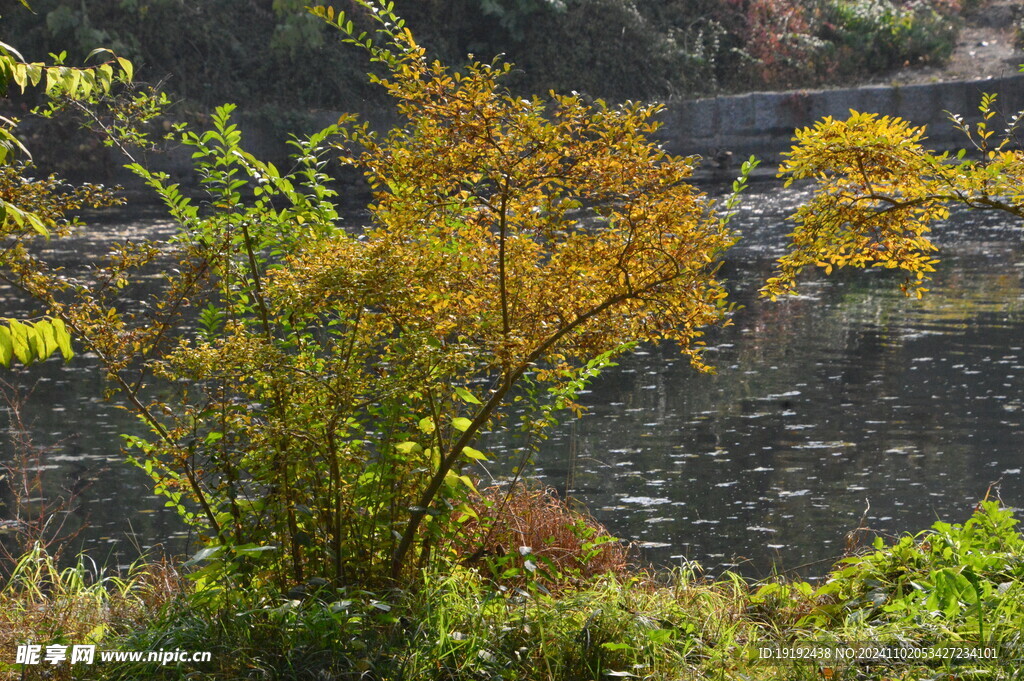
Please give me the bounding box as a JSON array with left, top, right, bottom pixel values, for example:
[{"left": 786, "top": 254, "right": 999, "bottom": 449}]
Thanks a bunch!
[
  {"left": 26, "top": 0, "right": 759, "bottom": 588},
  {"left": 763, "top": 95, "right": 1024, "bottom": 301},
  {"left": 309, "top": 1, "right": 752, "bottom": 577}
]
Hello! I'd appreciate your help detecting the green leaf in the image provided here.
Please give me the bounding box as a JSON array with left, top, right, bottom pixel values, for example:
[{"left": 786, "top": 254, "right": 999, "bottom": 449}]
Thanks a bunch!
[
  {"left": 43, "top": 66, "right": 58, "bottom": 95},
  {"left": 185, "top": 546, "right": 223, "bottom": 566},
  {"left": 27, "top": 63, "right": 42, "bottom": 88},
  {"left": 454, "top": 386, "right": 482, "bottom": 404},
  {"left": 85, "top": 47, "right": 113, "bottom": 63},
  {"left": 0, "top": 326, "right": 12, "bottom": 367},
  {"left": 461, "top": 446, "right": 488, "bottom": 461},
  {"left": 29, "top": 324, "right": 49, "bottom": 361},
  {"left": 8, "top": 320, "right": 32, "bottom": 365},
  {"left": 456, "top": 502, "right": 478, "bottom": 521},
  {"left": 116, "top": 56, "right": 133, "bottom": 82},
  {"left": 443, "top": 471, "right": 478, "bottom": 493},
  {"left": 0, "top": 41, "right": 27, "bottom": 62},
  {"left": 600, "top": 643, "right": 633, "bottom": 652},
  {"left": 926, "top": 568, "right": 975, "bottom": 617},
  {"left": 452, "top": 417, "right": 472, "bottom": 432},
  {"left": 236, "top": 545, "right": 278, "bottom": 555},
  {"left": 51, "top": 318, "right": 73, "bottom": 360},
  {"left": 418, "top": 417, "right": 435, "bottom": 435},
  {"left": 35, "top": 319, "right": 58, "bottom": 358},
  {"left": 648, "top": 628, "right": 673, "bottom": 645}
]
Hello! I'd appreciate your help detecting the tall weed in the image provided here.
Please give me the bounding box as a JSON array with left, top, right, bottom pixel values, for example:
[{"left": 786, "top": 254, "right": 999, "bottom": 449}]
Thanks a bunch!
[{"left": 0, "top": 543, "right": 179, "bottom": 679}]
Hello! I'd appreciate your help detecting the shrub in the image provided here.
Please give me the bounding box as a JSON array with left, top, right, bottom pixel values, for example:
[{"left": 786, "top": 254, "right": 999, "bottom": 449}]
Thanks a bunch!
[
  {"left": 1, "top": 0, "right": 748, "bottom": 594},
  {"left": 822, "top": 0, "right": 958, "bottom": 74},
  {"left": 500, "top": 0, "right": 736, "bottom": 100},
  {"left": 809, "top": 501, "right": 1024, "bottom": 641},
  {"left": 460, "top": 486, "right": 628, "bottom": 586},
  {"left": 738, "top": 0, "right": 830, "bottom": 88}
]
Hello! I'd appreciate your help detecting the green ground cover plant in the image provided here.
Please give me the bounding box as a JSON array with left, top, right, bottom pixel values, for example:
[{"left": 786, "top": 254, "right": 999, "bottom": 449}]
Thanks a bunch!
[{"left": 5, "top": 502, "right": 1024, "bottom": 679}]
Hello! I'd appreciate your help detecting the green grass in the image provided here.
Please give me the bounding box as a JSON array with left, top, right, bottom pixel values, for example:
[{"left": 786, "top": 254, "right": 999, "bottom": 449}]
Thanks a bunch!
[
  {"left": 6, "top": 502, "right": 1024, "bottom": 680},
  {"left": 0, "top": 542, "right": 180, "bottom": 680}
]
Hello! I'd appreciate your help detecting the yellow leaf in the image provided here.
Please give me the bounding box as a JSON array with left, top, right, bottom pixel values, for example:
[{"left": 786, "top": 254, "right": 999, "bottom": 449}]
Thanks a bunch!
[
  {"left": 116, "top": 56, "right": 133, "bottom": 82},
  {"left": 461, "top": 446, "right": 488, "bottom": 461}
]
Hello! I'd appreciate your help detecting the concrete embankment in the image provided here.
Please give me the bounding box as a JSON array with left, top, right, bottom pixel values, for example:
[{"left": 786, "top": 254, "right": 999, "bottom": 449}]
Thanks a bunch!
[
  {"left": 658, "top": 73, "right": 1024, "bottom": 179},
  {"left": 98, "top": 73, "right": 1023, "bottom": 191}
]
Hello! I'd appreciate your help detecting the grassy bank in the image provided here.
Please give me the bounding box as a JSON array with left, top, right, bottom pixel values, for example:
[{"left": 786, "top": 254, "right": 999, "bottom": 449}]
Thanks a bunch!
[{"left": 3, "top": 499, "right": 1023, "bottom": 680}]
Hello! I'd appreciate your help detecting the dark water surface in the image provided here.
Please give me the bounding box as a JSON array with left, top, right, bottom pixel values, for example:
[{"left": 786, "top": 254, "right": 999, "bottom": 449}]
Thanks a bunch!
[
  {"left": 2, "top": 187, "right": 1022, "bottom": 576},
  {"left": 487, "top": 186, "right": 1024, "bottom": 577}
]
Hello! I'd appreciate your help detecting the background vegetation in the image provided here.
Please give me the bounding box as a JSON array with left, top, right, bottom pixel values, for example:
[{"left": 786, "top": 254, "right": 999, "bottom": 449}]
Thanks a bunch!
[
  {"left": 5, "top": 502, "right": 1024, "bottom": 679},
  {"left": 3, "top": 0, "right": 967, "bottom": 108}
]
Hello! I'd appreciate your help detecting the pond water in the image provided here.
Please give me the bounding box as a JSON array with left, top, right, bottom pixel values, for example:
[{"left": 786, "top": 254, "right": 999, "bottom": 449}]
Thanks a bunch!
[{"left": 1, "top": 185, "right": 1022, "bottom": 577}]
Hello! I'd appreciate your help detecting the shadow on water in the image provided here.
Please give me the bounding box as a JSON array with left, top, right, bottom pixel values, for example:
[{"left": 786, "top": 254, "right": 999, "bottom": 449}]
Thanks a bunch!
[{"left": 1, "top": 187, "right": 1022, "bottom": 577}]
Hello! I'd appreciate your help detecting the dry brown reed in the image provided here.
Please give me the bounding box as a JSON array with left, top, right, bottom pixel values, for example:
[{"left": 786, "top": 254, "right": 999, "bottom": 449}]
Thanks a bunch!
[{"left": 458, "top": 485, "right": 629, "bottom": 586}]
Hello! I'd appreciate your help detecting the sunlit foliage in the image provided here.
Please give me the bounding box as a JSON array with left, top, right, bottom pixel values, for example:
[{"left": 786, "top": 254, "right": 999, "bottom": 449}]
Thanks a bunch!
[
  {"left": 0, "top": 0, "right": 752, "bottom": 590},
  {"left": 763, "top": 98, "right": 1024, "bottom": 300},
  {"left": 0, "top": 24, "right": 134, "bottom": 366},
  {"left": 313, "top": 1, "right": 743, "bottom": 578}
]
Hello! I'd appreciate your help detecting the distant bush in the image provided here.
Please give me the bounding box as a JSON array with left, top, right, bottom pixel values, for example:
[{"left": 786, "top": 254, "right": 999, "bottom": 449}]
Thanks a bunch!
[
  {"left": 822, "top": 0, "right": 958, "bottom": 74},
  {"left": 733, "top": 0, "right": 830, "bottom": 89},
  {"left": 2, "top": 0, "right": 379, "bottom": 109},
  {"left": 490, "top": 0, "right": 741, "bottom": 101},
  {"left": 724, "top": 0, "right": 960, "bottom": 89}
]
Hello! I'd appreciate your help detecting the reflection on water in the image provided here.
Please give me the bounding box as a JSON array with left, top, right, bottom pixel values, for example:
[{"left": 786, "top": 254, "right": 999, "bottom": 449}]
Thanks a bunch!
[{"left": 1, "top": 189, "right": 1022, "bottom": 576}]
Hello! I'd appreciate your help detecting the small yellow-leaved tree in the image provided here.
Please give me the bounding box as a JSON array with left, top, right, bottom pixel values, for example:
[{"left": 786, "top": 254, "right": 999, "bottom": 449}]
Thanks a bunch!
[
  {"left": 310, "top": 2, "right": 745, "bottom": 577},
  {"left": 763, "top": 97, "right": 1023, "bottom": 300}
]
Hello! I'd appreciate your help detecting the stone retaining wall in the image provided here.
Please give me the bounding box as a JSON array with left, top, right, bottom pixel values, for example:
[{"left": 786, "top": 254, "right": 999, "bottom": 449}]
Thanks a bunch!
[
  {"left": 657, "top": 74, "right": 1024, "bottom": 171},
  {"left": 116, "top": 74, "right": 1024, "bottom": 188}
]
